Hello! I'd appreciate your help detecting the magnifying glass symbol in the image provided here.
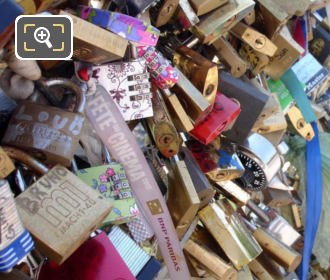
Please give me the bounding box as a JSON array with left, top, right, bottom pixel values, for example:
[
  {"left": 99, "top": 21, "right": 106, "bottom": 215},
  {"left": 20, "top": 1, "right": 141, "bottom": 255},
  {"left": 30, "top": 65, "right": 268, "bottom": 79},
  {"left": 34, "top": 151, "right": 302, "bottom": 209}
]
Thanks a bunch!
[{"left": 34, "top": 27, "right": 53, "bottom": 49}]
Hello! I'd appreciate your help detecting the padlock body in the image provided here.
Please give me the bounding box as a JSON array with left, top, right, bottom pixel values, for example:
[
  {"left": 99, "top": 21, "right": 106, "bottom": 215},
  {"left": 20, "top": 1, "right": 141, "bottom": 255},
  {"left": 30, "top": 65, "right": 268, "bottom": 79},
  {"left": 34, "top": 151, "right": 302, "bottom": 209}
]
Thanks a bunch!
[{"left": 2, "top": 101, "right": 84, "bottom": 166}]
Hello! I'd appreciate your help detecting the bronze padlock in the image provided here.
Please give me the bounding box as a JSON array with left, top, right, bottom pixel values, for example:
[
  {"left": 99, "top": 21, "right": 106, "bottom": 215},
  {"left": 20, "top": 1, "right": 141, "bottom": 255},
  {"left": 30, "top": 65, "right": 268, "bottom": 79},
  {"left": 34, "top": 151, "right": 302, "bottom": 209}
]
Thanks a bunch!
[{"left": 2, "top": 78, "right": 85, "bottom": 167}]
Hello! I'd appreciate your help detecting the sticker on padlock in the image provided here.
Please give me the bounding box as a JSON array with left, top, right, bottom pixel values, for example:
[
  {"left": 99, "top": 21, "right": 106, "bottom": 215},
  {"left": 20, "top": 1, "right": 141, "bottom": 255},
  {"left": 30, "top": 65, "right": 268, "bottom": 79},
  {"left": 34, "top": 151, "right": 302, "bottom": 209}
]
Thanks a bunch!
[
  {"left": 137, "top": 46, "right": 179, "bottom": 89},
  {"left": 0, "top": 180, "right": 34, "bottom": 273},
  {"left": 2, "top": 78, "right": 85, "bottom": 167},
  {"left": 77, "top": 147, "right": 138, "bottom": 226},
  {"left": 77, "top": 6, "right": 160, "bottom": 46},
  {"left": 189, "top": 91, "right": 241, "bottom": 145},
  {"left": 91, "top": 58, "right": 153, "bottom": 121}
]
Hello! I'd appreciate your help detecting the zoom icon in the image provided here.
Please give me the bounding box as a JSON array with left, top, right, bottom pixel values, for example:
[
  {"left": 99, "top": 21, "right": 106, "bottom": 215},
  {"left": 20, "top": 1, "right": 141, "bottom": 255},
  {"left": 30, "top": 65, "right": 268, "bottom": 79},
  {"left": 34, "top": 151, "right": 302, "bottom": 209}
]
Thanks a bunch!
[{"left": 15, "top": 15, "right": 72, "bottom": 60}]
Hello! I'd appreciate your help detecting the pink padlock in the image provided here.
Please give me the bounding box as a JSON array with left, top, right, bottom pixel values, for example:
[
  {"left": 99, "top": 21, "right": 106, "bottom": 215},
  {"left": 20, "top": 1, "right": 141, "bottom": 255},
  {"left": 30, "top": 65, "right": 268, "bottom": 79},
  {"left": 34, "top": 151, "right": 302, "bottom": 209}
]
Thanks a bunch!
[{"left": 137, "top": 46, "right": 179, "bottom": 89}]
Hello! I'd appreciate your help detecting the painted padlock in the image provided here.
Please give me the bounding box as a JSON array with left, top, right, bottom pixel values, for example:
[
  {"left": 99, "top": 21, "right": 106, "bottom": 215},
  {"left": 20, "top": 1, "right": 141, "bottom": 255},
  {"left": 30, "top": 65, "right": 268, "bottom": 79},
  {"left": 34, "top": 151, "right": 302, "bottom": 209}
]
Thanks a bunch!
[
  {"left": 0, "top": 179, "right": 34, "bottom": 273},
  {"left": 2, "top": 78, "right": 85, "bottom": 167},
  {"left": 137, "top": 46, "right": 179, "bottom": 89}
]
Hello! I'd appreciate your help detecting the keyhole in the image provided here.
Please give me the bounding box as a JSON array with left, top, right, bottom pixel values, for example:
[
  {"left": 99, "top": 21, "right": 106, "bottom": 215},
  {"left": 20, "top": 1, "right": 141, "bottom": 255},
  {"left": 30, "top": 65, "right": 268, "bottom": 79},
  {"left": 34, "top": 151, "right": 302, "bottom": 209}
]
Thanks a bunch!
[{"left": 255, "top": 37, "right": 266, "bottom": 49}]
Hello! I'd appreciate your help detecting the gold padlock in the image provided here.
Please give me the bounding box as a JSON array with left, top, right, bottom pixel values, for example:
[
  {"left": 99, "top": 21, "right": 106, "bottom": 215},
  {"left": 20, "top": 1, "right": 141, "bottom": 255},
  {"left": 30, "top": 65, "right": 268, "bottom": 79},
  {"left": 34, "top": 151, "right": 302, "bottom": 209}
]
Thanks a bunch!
[
  {"left": 173, "top": 45, "right": 218, "bottom": 104},
  {"left": 239, "top": 43, "right": 269, "bottom": 76},
  {"left": 0, "top": 146, "right": 15, "bottom": 179},
  {"left": 212, "top": 37, "right": 247, "bottom": 78},
  {"left": 167, "top": 156, "right": 200, "bottom": 239},
  {"left": 198, "top": 200, "right": 262, "bottom": 270},
  {"left": 189, "top": 0, "right": 229, "bottom": 16}
]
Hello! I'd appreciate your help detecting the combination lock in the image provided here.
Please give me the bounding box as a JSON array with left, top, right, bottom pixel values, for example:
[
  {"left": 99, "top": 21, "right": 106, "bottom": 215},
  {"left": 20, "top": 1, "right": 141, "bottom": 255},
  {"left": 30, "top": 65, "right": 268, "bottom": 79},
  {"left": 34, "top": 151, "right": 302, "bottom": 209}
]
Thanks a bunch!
[{"left": 235, "top": 133, "right": 281, "bottom": 191}]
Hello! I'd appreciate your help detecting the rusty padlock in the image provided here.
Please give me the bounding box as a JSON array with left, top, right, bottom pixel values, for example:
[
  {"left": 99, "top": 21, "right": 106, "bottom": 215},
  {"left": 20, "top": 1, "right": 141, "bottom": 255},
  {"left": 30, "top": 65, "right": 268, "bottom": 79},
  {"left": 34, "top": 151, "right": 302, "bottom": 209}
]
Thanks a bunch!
[{"left": 2, "top": 78, "right": 86, "bottom": 167}]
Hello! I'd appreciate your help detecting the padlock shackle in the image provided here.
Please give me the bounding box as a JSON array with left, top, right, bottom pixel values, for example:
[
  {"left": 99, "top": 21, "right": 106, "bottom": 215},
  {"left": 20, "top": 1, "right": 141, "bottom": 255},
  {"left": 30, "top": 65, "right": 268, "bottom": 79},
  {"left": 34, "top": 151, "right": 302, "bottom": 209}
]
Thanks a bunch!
[
  {"left": 38, "top": 78, "right": 86, "bottom": 113},
  {"left": 3, "top": 146, "right": 49, "bottom": 175}
]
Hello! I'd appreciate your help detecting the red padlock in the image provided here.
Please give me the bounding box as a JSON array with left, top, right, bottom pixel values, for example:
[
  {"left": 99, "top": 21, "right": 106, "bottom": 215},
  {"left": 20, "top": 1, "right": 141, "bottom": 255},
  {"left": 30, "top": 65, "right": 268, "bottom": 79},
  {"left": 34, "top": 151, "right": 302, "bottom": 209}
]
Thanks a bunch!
[{"left": 189, "top": 91, "right": 240, "bottom": 145}]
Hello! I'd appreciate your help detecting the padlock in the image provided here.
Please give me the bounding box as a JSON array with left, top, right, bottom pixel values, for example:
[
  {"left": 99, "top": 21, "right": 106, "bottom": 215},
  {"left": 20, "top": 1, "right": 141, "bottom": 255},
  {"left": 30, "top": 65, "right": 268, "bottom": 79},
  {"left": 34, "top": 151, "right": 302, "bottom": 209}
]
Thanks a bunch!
[
  {"left": 143, "top": 145, "right": 168, "bottom": 195},
  {"left": 243, "top": 8, "right": 255, "bottom": 25},
  {"left": 212, "top": 37, "right": 247, "bottom": 78},
  {"left": 262, "top": 188, "right": 293, "bottom": 208},
  {"left": 309, "top": 23, "right": 330, "bottom": 65},
  {"left": 146, "top": 88, "right": 180, "bottom": 158},
  {"left": 186, "top": 138, "right": 245, "bottom": 182},
  {"left": 167, "top": 155, "right": 200, "bottom": 239},
  {"left": 4, "top": 147, "right": 112, "bottom": 264},
  {"left": 0, "top": 146, "right": 15, "bottom": 179},
  {"left": 252, "top": 204, "right": 301, "bottom": 247},
  {"left": 172, "top": 45, "right": 218, "bottom": 105},
  {"left": 175, "top": 0, "right": 200, "bottom": 29},
  {"left": 191, "top": 0, "right": 255, "bottom": 44},
  {"left": 235, "top": 133, "right": 282, "bottom": 191},
  {"left": 77, "top": 6, "right": 160, "bottom": 46},
  {"left": 0, "top": 179, "right": 34, "bottom": 273},
  {"left": 239, "top": 43, "right": 270, "bottom": 76},
  {"left": 189, "top": 91, "right": 241, "bottom": 145},
  {"left": 244, "top": 219, "right": 302, "bottom": 272},
  {"left": 215, "top": 181, "right": 270, "bottom": 224},
  {"left": 91, "top": 54, "right": 153, "bottom": 121},
  {"left": 198, "top": 200, "right": 262, "bottom": 270},
  {"left": 287, "top": 106, "right": 315, "bottom": 141},
  {"left": 60, "top": 11, "right": 128, "bottom": 64},
  {"left": 160, "top": 88, "right": 194, "bottom": 132},
  {"left": 76, "top": 144, "right": 137, "bottom": 226},
  {"left": 230, "top": 21, "right": 278, "bottom": 57},
  {"left": 2, "top": 78, "right": 85, "bottom": 167},
  {"left": 189, "top": 0, "right": 229, "bottom": 16},
  {"left": 264, "top": 26, "right": 305, "bottom": 81},
  {"left": 218, "top": 71, "right": 270, "bottom": 144},
  {"left": 137, "top": 46, "right": 179, "bottom": 90},
  {"left": 171, "top": 68, "right": 212, "bottom": 124},
  {"left": 248, "top": 252, "right": 285, "bottom": 280},
  {"left": 184, "top": 239, "right": 237, "bottom": 280},
  {"left": 149, "top": 0, "right": 180, "bottom": 27},
  {"left": 179, "top": 145, "right": 215, "bottom": 209}
]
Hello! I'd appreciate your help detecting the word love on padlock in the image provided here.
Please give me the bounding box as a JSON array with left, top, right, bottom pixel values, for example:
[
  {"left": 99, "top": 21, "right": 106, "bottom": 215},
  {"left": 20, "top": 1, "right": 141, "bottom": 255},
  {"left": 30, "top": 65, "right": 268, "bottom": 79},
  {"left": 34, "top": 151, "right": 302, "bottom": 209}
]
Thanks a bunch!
[
  {"left": 2, "top": 78, "right": 85, "bottom": 167},
  {"left": 0, "top": 180, "right": 34, "bottom": 273}
]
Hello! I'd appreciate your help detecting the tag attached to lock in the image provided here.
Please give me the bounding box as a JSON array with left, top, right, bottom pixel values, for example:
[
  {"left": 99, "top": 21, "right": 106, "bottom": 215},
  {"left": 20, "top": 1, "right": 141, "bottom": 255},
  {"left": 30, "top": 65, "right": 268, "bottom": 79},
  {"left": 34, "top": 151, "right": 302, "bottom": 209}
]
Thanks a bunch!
[
  {"left": 2, "top": 78, "right": 85, "bottom": 167},
  {"left": 15, "top": 165, "right": 112, "bottom": 264},
  {"left": 0, "top": 146, "right": 15, "bottom": 179},
  {"left": 189, "top": 91, "right": 241, "bottom": 145},
  {"left": 92, "top": 59, "right": 153, "bottom": 121},
  {"left": 0, "top": 180, "right": 34, "bottom": 272}
]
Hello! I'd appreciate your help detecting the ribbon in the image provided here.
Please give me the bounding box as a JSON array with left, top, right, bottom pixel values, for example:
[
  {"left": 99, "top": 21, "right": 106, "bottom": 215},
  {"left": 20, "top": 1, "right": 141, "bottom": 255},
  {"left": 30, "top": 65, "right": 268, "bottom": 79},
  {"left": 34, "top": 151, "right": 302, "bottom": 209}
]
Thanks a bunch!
[
  {"left": 281, "top": 69, "right": 316, "bottom": 123},
  {"left": 299, "top": 122, "right": 323, "bottom": 280},
  {"left": 86, "top": 85, "right": 190, "bottom": 280}
]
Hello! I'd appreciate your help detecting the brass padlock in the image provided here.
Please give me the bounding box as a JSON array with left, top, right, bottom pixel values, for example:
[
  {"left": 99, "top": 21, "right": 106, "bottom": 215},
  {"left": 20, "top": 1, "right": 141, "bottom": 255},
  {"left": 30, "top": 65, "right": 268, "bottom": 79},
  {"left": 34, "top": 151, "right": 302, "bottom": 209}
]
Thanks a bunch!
[
  {"left": 146, "top": 87, "right": 180, "bottom": 158},
  {"left": 173, "top": 45, "right": 218, "bottom": 105},
  {"left": 167, "top": 155, "right": 200, "bottom": 239},
  {"left": 0, "top": 146, "right": 15, "bottom": 178},
  {"left": 2, "top": 78, "right": 85, "bottom": 167},
  {"left": 189, "top": 0, "right": 229, "bottom": 16},
  {"left": 198, "top": 200, "right": 262, "bottom": 270},
  {"left": 149, "top": 0, "right": 179, "bottom": 27},
  {"left": 4, "top": 146, "right": 112, "bottom": 264}
]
